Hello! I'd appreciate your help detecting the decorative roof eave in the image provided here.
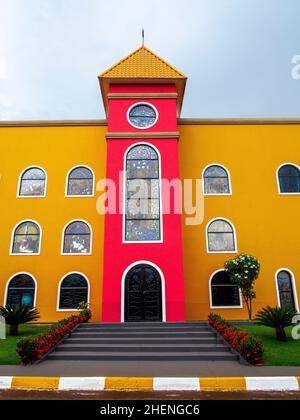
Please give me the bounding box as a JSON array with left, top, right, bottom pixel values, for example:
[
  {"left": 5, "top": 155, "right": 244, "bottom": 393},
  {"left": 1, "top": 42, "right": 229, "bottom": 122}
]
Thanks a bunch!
[{"left": 99, "top": 76, "right": 187, "bottom": 118}]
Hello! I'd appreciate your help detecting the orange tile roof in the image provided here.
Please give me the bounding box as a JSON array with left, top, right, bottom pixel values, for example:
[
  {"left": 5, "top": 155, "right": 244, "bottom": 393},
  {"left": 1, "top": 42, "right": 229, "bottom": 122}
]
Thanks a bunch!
[{"left": 99, "top": 46, "right": 186, "bottom": 79}]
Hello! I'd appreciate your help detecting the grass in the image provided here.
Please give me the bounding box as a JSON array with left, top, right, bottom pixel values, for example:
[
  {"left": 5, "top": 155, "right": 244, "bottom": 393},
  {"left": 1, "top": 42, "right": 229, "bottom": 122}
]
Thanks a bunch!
[
  {"left": 0, "top": 324, "right": 48, "bottom": 365},
  {"left": 236, "top": 325, "right": 300, "bottom": 366}
]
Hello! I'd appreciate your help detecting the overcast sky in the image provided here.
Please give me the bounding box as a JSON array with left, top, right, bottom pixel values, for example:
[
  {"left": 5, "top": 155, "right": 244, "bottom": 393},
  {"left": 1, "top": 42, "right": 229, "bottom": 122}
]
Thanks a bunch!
[{"left": 0, "top": 0, "right": 299, "bottom": 120}]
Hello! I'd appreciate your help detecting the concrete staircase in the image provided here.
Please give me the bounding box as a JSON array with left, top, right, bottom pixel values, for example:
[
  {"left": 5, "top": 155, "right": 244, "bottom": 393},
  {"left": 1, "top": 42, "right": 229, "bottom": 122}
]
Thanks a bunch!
[{"left": 45, "top": 322, "right": 238, "bottom": 362}]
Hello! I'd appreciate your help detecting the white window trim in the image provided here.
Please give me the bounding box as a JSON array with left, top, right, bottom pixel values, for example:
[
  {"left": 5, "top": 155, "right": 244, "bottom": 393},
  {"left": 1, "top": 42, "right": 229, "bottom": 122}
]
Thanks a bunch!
[
  {"left": 121, "top": 260, "right": 166, "bottom": 323},
  {"left": 65, "top": 165, "right": 95, "bottom": 198},
  {"left": 275, "top": 268, "right": 299, "bottom": 313},
  {"left": 209, "top": 269, "right": 243, "bottom": 310},
  {"left": 17, "top": 166, "right": 48, "bottom": 199},
  {"left": 123, "top": 142, "right": 164, "bottom": 244},
  {"left": 10, "top": 219, "right": 42, "bottom": 256},
  {"left": 3, "top": 272, "right": 38, "bottom": 307},
  {"left": 56, "top": 272, "right": 90, "bottom": 312},
  {"left": 61, "top": 219, "right": 93, "bottom": 256},
  {"left": 202, "top": 163, "right": 232, "bottom": 196},
  {"left": 206, "top": 217, "right": 238, "bottom": 254},
  {"left": 127, "top": 102, "right": 159, "bottom": 130},
  {"left": 276, "top": 163, "right": 300, "bottom": 195}
]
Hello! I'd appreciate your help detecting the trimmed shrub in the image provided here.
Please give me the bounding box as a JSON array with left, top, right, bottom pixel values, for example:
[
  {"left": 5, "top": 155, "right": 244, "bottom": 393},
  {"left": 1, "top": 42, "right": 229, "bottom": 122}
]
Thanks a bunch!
[
  {"left": 17, "top": 314, "right": 88, "bottom": 365},
  {"left": 208, "top": 313, "right": 264, "bottom": 365}
]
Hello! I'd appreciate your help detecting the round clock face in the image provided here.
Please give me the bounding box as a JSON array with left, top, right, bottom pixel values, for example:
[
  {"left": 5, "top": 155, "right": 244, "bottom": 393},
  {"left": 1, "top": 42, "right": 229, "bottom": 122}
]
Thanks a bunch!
[{"left": 128, "top": 103, "right": 158, "bottom": 129}]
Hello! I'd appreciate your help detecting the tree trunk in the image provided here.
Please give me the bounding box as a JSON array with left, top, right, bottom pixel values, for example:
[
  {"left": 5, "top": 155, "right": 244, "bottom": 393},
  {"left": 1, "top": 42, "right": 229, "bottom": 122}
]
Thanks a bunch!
[
  {"left": 10, "top": 324, "right": 19, "bottom": 336},
  {"left": 276, "top": 326, "right": 287, "bottom": 342},
  {"left": 245, "top": 298, "right": 252, "bottom": 321}
]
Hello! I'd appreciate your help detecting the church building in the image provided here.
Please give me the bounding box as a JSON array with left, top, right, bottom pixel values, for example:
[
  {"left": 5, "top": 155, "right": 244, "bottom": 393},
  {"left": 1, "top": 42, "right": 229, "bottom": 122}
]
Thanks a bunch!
[{"left": 0, "top": 45, "right": 299, "bottom": 322}]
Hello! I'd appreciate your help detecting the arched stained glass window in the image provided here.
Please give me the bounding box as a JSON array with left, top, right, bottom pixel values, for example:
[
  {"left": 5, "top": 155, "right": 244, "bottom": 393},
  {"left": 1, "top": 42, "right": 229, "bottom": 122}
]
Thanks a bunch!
[
  {"left": 6, "top": 274, "right": 36, "bottom": 308},
  {"left": 210, "top": 271, "right": 241, "bottom": 308},
  {"left": 128, "top": 104, "right": 158, "bottom": 129},
  {"left": 207, "top": 219, "right": 236, "bottom": 253},
  {"left": 63, "top": 221, "right": 91, "bottom": 254},
  {"left": 59, "top": 273, "right": 89, "bottom": 310},
  {"left": 278, "top": 165, "right": 300, "bottom": 193},
  {"left": 204, "top": 165, "right": 230, "bottom": 195},
  {"left": 12, "top": 221, "right": 41, "bottom": 254},
  {"left": 277, "top": 270, "right": 296, "bottom": 310},
  {"left": 67, "top": 167, "right": 94, "bottom": 196},
  {"left": 19, "top": 167, "right": 46, "bottom": 197},
  {"left": 125, "top": 144, "right": 161, "bottom": 242}
]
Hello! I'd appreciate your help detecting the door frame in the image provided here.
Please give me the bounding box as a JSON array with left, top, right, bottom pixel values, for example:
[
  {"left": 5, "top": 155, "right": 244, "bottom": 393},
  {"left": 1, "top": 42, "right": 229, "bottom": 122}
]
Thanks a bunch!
[{"left": 121, "top": 261, "right": 166, "bottom": 323}]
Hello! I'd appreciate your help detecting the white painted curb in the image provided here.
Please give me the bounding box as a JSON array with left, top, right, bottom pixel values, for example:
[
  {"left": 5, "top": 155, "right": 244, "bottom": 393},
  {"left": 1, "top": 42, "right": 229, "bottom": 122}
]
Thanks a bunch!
[
  {"left": 154, "top": 378, "right": 201, "bottom": 391},
  {"left": 0, "top": 377, "right": 12, "bottom": 390},
  {"left": 246, "top": 377, "right": 300, "bottom": 391},
  {"left": 59, "top": 377, "right": 105, "bottom": 391}
]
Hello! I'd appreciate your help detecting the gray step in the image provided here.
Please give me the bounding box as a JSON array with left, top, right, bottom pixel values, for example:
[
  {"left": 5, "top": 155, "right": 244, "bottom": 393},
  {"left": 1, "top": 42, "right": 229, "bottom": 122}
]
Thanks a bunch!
[
  {"left": 77, "top": 327, "right": 210, "bottom": 333},
  {"left": 80, "top": 322, "right": 208, "bottom": 328},
  {"left": 47, "top": 352, "right": 238, "bottom": 362},
  {"left": 54, "top": 344, "right": 229, "bottom": 353},
  {"left": 65, "top": 338, "right": 219, "bottom": 345},
  {"left": 73, "top": 332, "right": 215, "bottom": 338}
]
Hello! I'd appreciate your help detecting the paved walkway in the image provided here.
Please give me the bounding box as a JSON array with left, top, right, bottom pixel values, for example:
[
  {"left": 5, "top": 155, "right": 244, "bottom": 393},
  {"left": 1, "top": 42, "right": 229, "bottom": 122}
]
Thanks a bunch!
[{"left": 1, "top": 360, "right": 300, "bottom": 378}]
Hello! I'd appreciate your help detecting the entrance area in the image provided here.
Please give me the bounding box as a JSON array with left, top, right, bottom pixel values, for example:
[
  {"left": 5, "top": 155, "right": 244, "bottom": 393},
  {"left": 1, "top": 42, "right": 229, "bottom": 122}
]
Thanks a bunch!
[{"left": 125, "top": 264, "right": 163, "bottom": 322}]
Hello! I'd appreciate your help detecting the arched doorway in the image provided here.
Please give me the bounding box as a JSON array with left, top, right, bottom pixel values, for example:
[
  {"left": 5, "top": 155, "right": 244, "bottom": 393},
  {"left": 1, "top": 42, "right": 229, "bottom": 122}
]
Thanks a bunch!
[{"left": 125, "top": 264, "right": 163, "bottom": 322}]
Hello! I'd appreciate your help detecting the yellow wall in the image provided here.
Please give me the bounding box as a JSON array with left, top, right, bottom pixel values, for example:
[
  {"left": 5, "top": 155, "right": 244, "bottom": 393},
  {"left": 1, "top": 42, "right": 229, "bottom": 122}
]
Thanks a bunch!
[
  {"left": 0, "top": 122, "right": 299, "bottom": 322},
  {"left": 179, "top": 124, "right": 300, "bottom": 320},
  {"left": 0, "top": 125, "right": 107, "bottom": 322}
]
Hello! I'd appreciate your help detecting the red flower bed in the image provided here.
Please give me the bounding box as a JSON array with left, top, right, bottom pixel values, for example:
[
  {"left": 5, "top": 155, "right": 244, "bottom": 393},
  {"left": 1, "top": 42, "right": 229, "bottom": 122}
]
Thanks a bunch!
[
  {"left": 208, "top": 313, "right": 264, "bottom": 366},
  {"left": 17, "top": 314, "right": 88, "bottom": 365}
]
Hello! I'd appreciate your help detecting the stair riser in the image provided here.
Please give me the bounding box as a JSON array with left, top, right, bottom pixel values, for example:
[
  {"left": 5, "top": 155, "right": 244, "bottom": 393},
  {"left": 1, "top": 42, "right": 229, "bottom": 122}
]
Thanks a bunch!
[
  {"left": 82, "top": 323, "right": 208, "bottom": 328},
  {"left": 73, "top": 333, "right": 215, "bottom": 338},
  {"left": 78, "top": 328, "right": 211, "bottom": 333},
  {"left": 54, "top": 346, "right": 229, "bottom": 353},
  {"left": 47, "top": 355, "right": 238, "bottom": 362},
  {"left": 64, "top": 339, "right": 218, "bottom": 345}
]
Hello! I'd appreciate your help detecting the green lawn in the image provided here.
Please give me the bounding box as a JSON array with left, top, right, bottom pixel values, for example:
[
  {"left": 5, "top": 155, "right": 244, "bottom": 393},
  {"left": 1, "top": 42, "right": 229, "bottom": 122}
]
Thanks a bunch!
[
  {"left": 236, "top": 325, "right": 300, "bottom": 366},
  {"left": 0, "top": 325, "right": 48, "bottom": 365}
]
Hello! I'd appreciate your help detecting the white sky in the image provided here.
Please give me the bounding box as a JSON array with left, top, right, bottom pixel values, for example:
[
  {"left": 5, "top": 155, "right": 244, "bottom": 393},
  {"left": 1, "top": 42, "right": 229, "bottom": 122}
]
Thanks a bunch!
[{"left": 0, "top": 0, "right": 299, "bottom": 120}]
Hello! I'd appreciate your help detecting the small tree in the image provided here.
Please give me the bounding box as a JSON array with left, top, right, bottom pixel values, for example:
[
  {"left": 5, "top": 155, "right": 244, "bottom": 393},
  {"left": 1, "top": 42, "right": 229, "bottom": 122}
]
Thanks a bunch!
[
  {"left": 0, "top": 304, "right": 40, "bottom": 336},
  {"left": 225, "top": 254, "right": 260, "bottom": 320}
]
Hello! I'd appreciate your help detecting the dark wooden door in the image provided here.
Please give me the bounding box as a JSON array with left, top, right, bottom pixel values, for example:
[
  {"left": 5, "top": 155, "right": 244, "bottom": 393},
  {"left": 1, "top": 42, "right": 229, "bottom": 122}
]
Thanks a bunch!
[{"left": 125, "top": 265, "right": 162, "bottom": 322}]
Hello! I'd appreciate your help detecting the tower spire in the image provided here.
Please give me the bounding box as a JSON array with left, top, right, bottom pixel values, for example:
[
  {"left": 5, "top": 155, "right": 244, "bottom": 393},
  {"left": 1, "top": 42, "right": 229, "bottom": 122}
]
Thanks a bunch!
[{"left": 142, "top": 29, "right": 145, "bottom": 46}]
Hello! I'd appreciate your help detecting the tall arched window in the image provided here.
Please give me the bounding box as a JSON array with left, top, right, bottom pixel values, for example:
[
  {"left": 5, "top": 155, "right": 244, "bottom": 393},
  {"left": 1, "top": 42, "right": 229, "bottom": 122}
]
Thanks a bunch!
[
  {"left": 210, "top": 270, "right": 241, "bottom": 308},
  {"left": 6, "top": 274, "right": 36, "bottom": 308},
  {"left": 58, "top": 273, "right": 89, "bottom": 310},
  {"left": 278, "top": 164, "right": 300, "bottom": 193},
  {"left": 276, "top": 270, "right": 297, "bottom": 310},
  {"left": 62, "top": 221, "right": 91, "bottom": 254},
  {"left": 125, "top": 144, "right": 161, "bottom": 242},
  {"left": 207, "top": 219, "right": 237, "bottom": 253},
  {"left": 18, "top": 167, "right": 46, "bottom": 197},
  {"left": 12, "top": 221, "right": 41, "bottom": 254},
  {"left": 203, "top": 165, "right": 231, "bottom": 195},
  {"left": 67, "top": 166, "right": 94, "bottom": 196}
]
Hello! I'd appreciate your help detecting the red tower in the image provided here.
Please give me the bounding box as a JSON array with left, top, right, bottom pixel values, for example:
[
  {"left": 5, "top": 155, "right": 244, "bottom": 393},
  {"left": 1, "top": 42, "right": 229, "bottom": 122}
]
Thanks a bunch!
[{"left": 99, "top": 46, "right": 187, "bottom": 323}]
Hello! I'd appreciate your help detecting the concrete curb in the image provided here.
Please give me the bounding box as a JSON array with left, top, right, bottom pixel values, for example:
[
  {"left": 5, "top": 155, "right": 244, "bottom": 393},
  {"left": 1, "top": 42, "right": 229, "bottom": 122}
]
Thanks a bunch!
[{"left": 1, "top": 376, "right": 300, "bottom": 392}]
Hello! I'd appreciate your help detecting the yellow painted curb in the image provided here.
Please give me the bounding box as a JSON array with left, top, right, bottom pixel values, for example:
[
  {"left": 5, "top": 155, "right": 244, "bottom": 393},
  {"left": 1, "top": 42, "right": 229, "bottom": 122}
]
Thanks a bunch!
[
  {"left": 200, "top": 377, "right": 247, "bottom": 391},
  {"left": 105, "top": 377, "right": 153, "bottom": 391},
  {"left": 11, "top": 377, "right": 60, "bottom": 390},
  {"left": 297, "top": 377, "right": 300, "bottom": 388}
]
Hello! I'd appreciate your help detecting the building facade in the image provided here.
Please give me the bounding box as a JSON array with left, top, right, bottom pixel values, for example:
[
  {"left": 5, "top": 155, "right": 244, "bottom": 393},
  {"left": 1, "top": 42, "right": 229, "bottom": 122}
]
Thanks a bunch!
[{"left": 0, "top": 45, "right": 300, "bottom": 322}]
